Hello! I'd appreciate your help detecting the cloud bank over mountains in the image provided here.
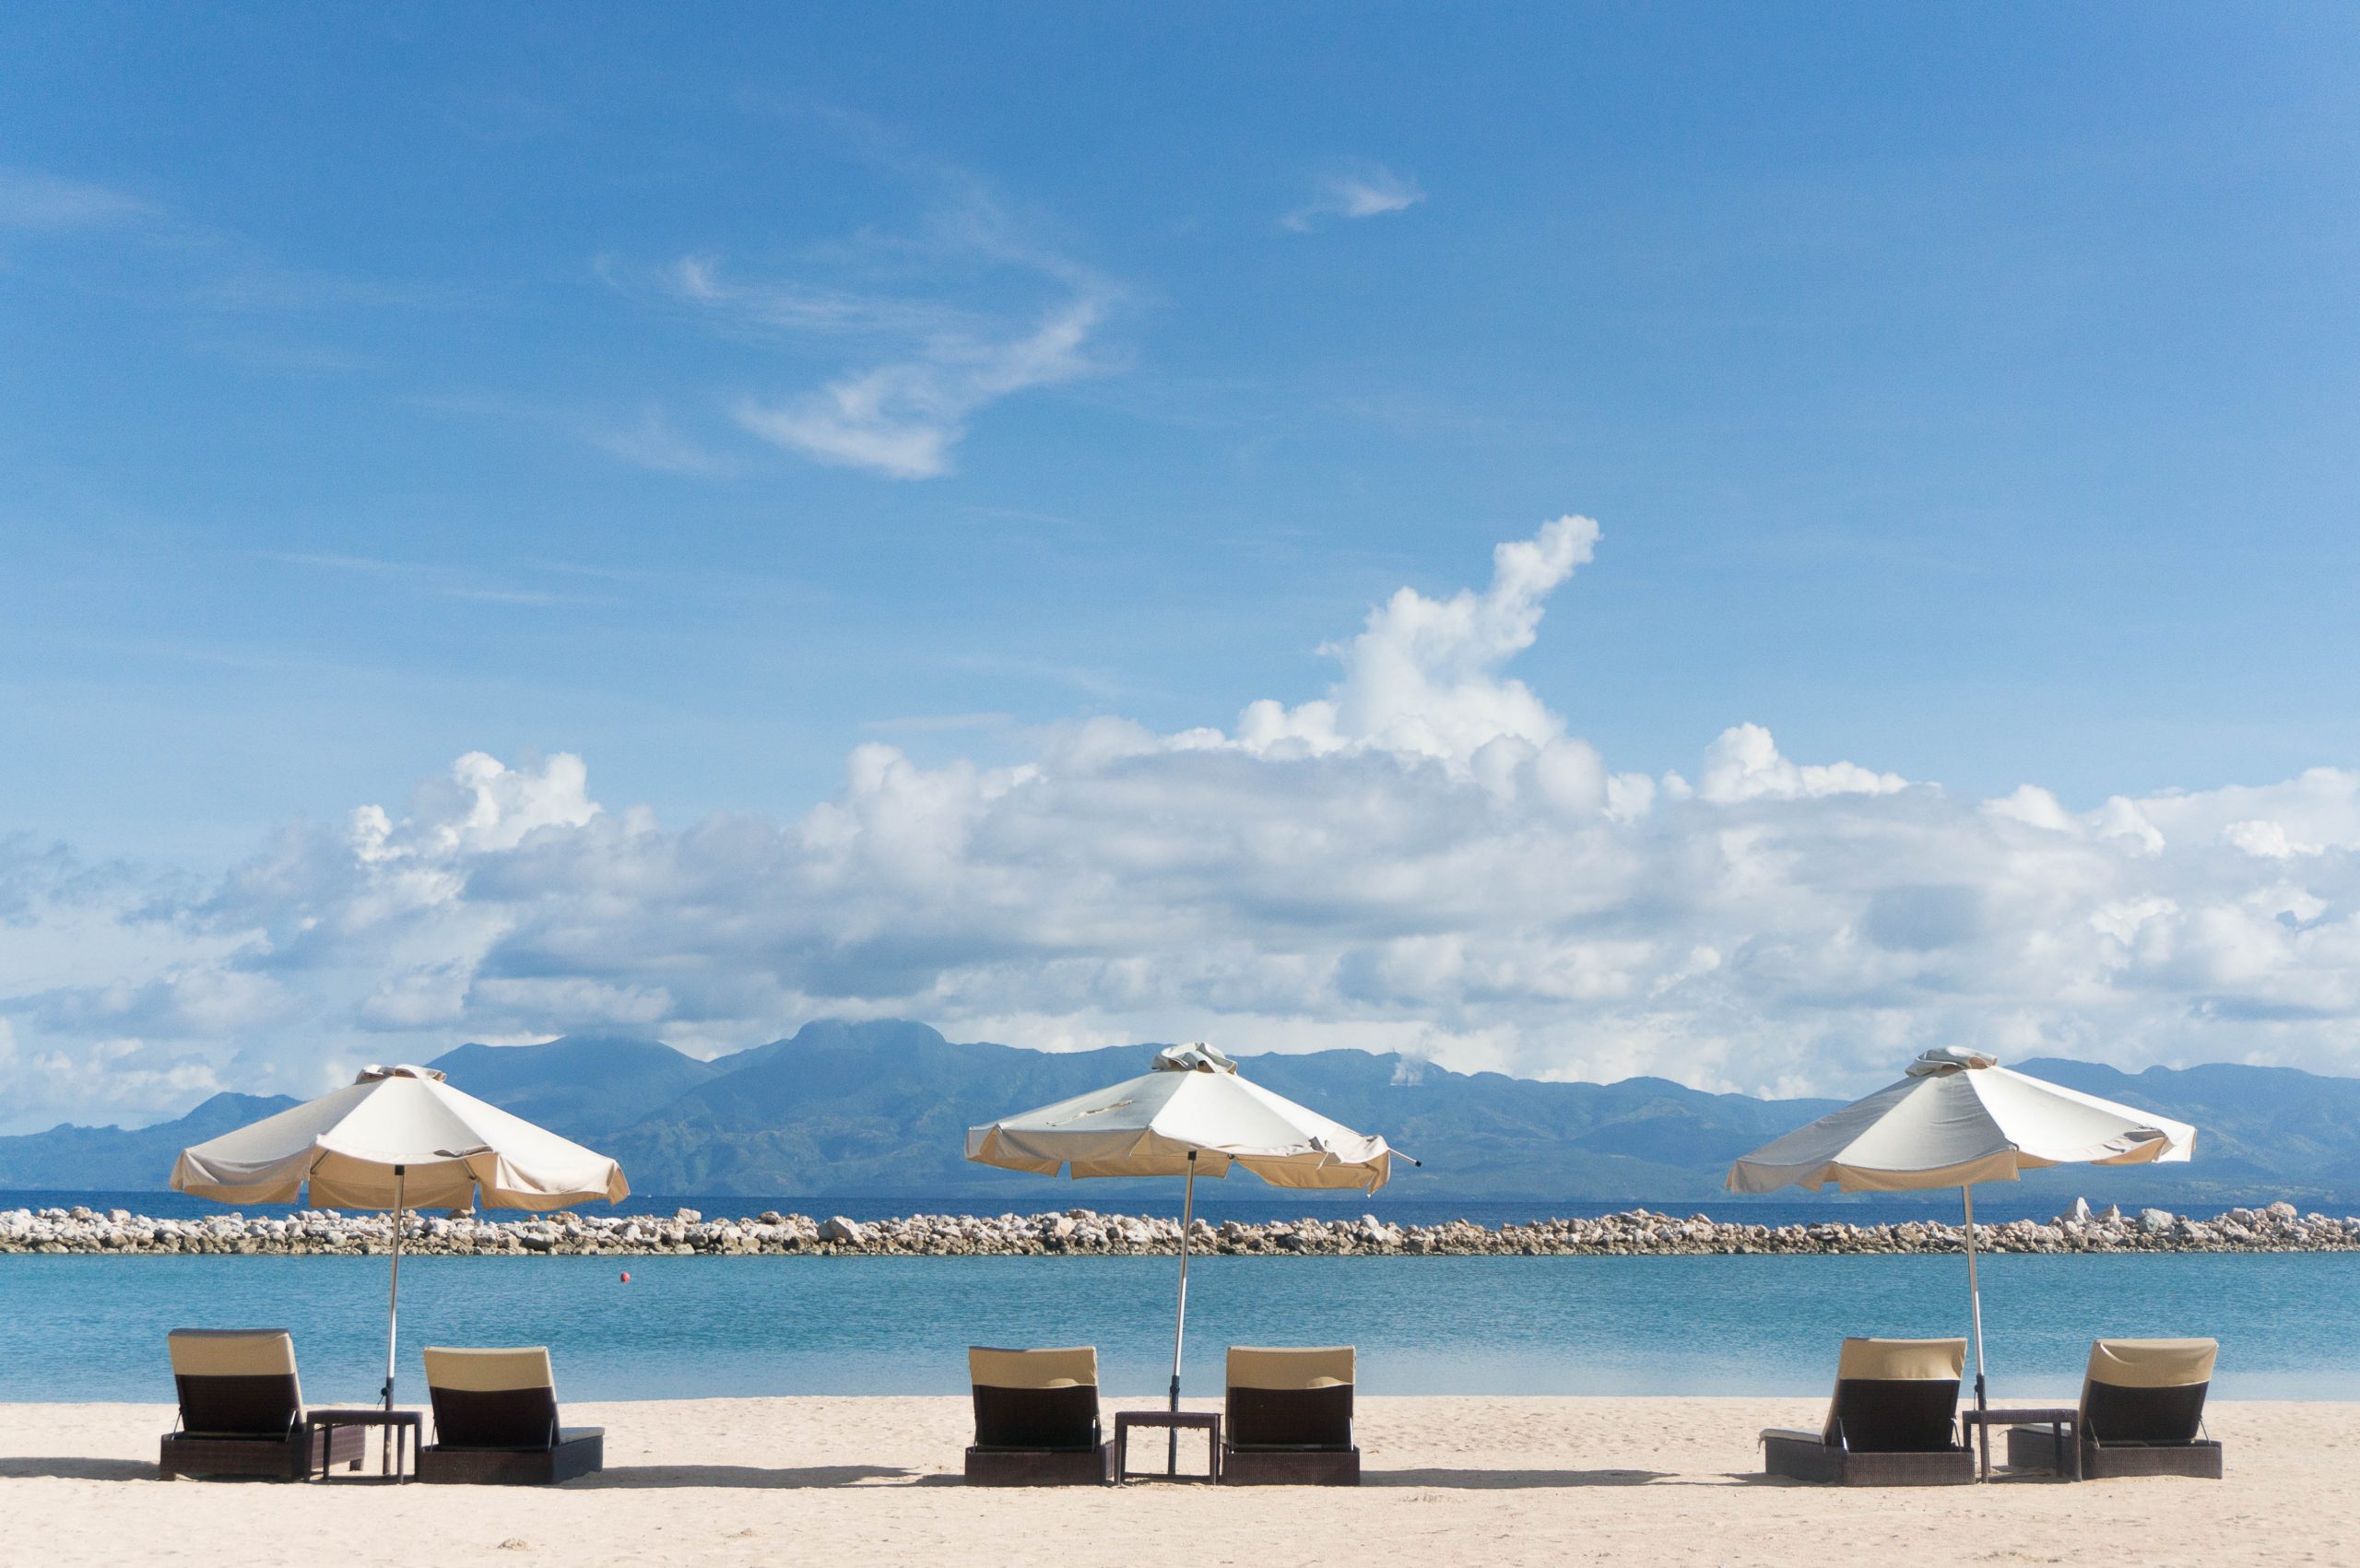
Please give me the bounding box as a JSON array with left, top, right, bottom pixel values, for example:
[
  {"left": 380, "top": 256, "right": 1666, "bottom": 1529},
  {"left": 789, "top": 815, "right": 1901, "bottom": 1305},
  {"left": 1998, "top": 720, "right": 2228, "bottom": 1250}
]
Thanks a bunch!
[{"left": 6, "top": 516, "right": 2359, "bottom": 1130}]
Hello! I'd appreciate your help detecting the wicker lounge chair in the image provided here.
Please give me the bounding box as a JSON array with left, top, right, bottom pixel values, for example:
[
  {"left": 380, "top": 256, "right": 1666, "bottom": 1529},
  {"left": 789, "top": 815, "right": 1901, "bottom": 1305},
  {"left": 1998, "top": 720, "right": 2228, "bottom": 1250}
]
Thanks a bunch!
[
  {"left": 159, "top": 1328, "right": 364, "bottom": 1480},
  {"left": 1761, "top": 1337, "right": 1975, "bottom": 1485},
  {"left": 964, "top": 1346, "right": 1115, "bottom": 1485},
  {"left": 2006, "top": 1338, "right": 2222, "bottom": 1479},
  {"left": 1221, "top": 1346, "right": 1360, "bottom": 1484},
  {"left": 415, "top": 1347, "right": 604, "bottom": 1484}
]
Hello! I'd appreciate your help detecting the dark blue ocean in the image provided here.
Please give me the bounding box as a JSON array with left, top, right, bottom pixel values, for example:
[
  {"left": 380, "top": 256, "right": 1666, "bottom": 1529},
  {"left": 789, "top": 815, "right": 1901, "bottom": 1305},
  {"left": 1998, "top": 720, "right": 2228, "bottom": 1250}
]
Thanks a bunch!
[{"left": 5, "top": 1189, "right": 2354, "bottom": 1405}]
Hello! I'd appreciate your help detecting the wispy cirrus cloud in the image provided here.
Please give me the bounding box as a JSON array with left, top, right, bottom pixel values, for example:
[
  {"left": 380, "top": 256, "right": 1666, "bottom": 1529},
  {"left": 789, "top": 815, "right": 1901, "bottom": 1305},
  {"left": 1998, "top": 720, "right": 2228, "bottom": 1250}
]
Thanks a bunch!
[
  {"left": 0, "top": 168, "right": 155, "bottom": 230},
  {"left": 585, "top": 405, "right": 737, "bottom": 477},
  {"left": 857, "top": 712, "right": 1014, "bottom": 734},
  {"left": 1282, "top": 162, "right": 1426, "bottom": 232},
  {"left": 730, "top": 292, "right": 1106, "bottom": 480},
  {"left": 259, "top": 551, "right": 609, "bottom": 608},
  {"left": 415, "top": 392, "right": 737, "bottom": 478},
  {"left": 3, "top": 164, "right": 462, "bottom": 385},
  {"left": 623, "top": 177, "right": 1120, "bottom": 481}
]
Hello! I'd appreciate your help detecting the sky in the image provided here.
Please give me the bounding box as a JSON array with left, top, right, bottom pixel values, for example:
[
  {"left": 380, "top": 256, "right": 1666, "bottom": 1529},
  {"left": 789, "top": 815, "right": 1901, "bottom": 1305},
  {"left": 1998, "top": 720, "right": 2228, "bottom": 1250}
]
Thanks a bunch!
[{"left": 3, "top": 4, "right": 2358, "bottom": 1131}]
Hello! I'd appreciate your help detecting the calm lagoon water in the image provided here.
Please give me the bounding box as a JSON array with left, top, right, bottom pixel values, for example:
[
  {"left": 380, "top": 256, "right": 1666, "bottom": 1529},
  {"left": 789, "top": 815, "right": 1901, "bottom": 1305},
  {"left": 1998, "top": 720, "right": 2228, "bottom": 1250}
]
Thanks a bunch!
[{"left": 5, "top": 1249, "right": 2353, "bottom": 1404}]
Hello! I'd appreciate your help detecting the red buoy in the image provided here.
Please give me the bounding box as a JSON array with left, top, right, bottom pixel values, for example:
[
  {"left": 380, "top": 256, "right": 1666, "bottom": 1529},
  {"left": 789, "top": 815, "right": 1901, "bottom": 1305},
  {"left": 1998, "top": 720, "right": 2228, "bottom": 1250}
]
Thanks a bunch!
[{"left": 619, "top": 1270, "right": 631, "bottom": 1282}]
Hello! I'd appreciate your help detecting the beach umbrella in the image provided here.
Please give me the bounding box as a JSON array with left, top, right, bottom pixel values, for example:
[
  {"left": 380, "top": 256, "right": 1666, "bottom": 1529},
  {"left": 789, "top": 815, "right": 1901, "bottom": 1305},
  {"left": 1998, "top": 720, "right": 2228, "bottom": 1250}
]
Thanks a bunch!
[
  {"left": 967, "top": 1043, "right": 1413, "bottom": 1469},
  {"left": 1726, "top": 1046, "right": 2195, "bottom": 1470},
  {"left": 171, "top": 1064, "right": 628, "bottom": 1430}
]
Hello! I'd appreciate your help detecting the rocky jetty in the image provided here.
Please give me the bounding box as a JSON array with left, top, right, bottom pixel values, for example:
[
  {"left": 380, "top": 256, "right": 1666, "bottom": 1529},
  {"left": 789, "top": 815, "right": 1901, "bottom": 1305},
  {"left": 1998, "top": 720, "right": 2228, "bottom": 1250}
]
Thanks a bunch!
[{"left": 3, "top": 1201, "right": 2356, "bottom": 1258}]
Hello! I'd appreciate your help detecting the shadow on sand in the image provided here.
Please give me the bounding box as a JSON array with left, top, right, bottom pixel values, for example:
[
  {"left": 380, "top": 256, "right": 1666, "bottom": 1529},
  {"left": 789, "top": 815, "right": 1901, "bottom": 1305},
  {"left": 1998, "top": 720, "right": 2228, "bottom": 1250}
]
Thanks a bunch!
[
  {"left": 1362, "top": 1468, "right": 1674, "bottom": 1489},
  {"left": 571, "top": 1463, "right": 922, "bottom": 1490},
  {"left": 0, "top": 1456, "right": 160, "bottom": 1481}
]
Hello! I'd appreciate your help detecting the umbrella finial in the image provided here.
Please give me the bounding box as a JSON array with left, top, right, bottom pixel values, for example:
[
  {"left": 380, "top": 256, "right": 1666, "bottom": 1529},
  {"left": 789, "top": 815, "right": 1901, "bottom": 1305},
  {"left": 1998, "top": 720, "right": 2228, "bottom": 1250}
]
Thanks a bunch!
[
  {"left": 1152, "top": 1043, "right": 1236, "bottom": 1074},
  {"left": 1907, "top": 1047, "right": 1998, "bottom": 1077},
  {"left": 356, "top": 1064, "right": 449, "bottom": 1084}
]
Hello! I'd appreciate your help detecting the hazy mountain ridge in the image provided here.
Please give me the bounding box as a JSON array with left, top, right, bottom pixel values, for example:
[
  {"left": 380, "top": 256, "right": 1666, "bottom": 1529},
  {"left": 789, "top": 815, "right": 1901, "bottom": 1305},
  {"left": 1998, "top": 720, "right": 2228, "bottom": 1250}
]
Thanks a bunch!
[
  {"left": 6, "top": 1025, "right": 2357, "bottom": 1203},
  {"left": 0, "top": 1092, "right": 301, "bottom": 1192}
]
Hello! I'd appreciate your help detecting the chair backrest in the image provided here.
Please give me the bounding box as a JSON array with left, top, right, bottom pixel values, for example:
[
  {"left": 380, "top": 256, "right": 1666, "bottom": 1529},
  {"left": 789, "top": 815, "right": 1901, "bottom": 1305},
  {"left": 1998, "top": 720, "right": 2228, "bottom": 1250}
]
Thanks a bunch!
[
  {"left": 168, "top": 1328, "right": 303, "bottom": 1437},
  {"left": 1226, "top": 1346, "right": 1356, "bottom": 1448},
  {"left": 2081, "top": 1338, "right": 2216, "bottom": 1444},
  {"left": 1824, "top": 1338, "right": 1965, "bottom": 1453},
  {"left": 422, "top": 1347, "right": 560, "bottom": 1450},
  {"left": 968, "top": 1346, "right": 1101, "bottom": 1451}
]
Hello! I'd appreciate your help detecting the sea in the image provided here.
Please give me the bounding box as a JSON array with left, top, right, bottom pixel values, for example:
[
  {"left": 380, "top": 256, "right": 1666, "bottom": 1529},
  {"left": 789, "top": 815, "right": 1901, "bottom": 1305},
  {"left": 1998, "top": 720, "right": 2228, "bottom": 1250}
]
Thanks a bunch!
[{"left": 6, "top": 1189, "right": 2354, "bottom": 1404}]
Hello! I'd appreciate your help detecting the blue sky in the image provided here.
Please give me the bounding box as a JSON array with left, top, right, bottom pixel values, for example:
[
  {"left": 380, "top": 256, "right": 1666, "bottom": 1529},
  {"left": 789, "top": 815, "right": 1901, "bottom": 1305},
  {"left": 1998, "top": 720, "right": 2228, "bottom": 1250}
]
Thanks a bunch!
[{"left": 5, "top": 6, "right": 2360, "bottom": 1126}]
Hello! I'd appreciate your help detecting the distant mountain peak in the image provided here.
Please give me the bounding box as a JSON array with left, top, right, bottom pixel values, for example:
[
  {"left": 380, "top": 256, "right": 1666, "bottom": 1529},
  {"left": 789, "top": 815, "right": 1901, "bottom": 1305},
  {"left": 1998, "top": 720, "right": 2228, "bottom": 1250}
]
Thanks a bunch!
[{"left": 8, "top": 1020, "right": 2358, "bottom": 1204}]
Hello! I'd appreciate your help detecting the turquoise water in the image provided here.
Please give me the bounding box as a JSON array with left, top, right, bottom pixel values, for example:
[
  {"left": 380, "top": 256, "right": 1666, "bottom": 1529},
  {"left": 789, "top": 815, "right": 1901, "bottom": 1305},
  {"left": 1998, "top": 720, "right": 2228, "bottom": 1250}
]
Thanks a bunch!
[{"left": 4, "top": 1250, "right": 2353, "bottom": 1403}]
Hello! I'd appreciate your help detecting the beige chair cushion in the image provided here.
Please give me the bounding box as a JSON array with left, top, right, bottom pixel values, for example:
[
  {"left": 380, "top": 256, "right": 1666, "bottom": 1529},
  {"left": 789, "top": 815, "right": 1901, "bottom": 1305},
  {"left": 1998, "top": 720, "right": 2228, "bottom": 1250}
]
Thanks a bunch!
[
  {"left": 1227, "top": 1346, "right": 1355, "bottom": 1391},
  {"left": 968, "top": 1346, "right": 1098, "bottom": 1390},
  {"left": 168, "top": 1328, "right": 300, "bottom": 1385},
  {"left": 2086, "top": 1338, "right": 2216, "bottom": 1391},
  {"left": 1834, "top": 1337, "right": 1967, "bottom": 1382},
  {"left": 422, "top": 1346, "right": 556, "bottom": 1394}
]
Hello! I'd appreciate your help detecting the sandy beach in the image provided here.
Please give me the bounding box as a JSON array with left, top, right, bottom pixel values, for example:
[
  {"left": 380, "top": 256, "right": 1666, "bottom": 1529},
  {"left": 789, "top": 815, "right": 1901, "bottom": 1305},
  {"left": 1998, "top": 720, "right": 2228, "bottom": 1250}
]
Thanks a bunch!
[{"left": 3, "top": 1396, "right": 2350, "bottom": 1568}]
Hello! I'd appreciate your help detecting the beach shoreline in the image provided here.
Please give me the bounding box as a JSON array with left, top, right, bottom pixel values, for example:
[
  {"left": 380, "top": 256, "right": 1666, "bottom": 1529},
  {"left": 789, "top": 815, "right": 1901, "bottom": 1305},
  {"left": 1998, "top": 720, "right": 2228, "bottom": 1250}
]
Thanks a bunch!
[
  {"left": 3, "top": 1395, "right": 2349, "bottom": 1567},
  {"left": 9, "top": 1201, "right": 2358, "bottom": 1259}
]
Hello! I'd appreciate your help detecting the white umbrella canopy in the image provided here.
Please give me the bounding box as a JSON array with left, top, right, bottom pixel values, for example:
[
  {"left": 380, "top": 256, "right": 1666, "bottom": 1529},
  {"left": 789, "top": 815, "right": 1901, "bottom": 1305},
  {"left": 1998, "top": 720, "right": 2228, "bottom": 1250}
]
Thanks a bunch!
[
  {"left": 968, "top": 1044, "right": 1413, "bottom": 1470},
  {"left": 1727, "top": 1047, "right": 2197, "bottom": 1478},
  {"left": 965, "top": 1043, "right": 1408, "bottom": 1189},
  {"left": 171, "top": 1065, "right": 628, "bottom": 1425},
  {"left": 1726, "top": 1046, "right": 2195, "bottom": 1196},
  {"left": 172, "top": 1066, "right": 630, "bottom": 1210}
]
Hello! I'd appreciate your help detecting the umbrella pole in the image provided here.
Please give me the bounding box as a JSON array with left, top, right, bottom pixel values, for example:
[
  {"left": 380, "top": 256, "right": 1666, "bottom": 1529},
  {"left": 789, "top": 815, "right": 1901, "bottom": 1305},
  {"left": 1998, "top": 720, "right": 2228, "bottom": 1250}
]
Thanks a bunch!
[
  {"left": 1169, "top": 1151, "right": 1197, "bottom": 1477},
  {"left": 1963, "top": 1184, "right": 1988, "bottom": 1480},
  {"left": 384, "top": 1164, "right": 405, "bottom": 1472}
]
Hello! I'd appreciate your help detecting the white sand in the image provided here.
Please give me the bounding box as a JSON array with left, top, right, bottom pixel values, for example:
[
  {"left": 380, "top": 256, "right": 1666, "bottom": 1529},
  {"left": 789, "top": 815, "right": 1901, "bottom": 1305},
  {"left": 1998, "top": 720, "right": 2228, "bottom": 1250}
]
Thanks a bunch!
[{"left": 2, "top": 1396, "right": 2351, "bottom": 1568}]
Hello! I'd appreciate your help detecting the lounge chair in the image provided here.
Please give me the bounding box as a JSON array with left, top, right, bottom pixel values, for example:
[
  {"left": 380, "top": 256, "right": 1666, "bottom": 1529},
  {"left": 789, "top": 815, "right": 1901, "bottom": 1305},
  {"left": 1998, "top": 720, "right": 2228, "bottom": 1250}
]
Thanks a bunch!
[
  {"left": 1221, "top": 1346, "right": 1360, "bottom": 1485},
  {"left": 2006, "top": 1338, "right": 2222, "bottom": 1479},
  {"left": 415, "top": 1347, "right": 604, "bottom": 1484},
  {"left": 1760, "top": 1337, "right": 1975, "bottom": 1485},
  {"left": 964, "top": 1346, "right": 1115, "bottom": 1485},
  {"left": 159, "top": 1328, "right": 364, "bottom": 1480}
]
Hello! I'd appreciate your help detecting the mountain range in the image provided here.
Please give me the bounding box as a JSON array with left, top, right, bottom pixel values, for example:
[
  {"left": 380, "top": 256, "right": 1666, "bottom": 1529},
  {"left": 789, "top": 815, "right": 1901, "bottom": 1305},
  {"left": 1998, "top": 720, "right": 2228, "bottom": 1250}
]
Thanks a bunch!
[{"left": 6, "top": 1020, "right": 2359, "bottom": 1205}]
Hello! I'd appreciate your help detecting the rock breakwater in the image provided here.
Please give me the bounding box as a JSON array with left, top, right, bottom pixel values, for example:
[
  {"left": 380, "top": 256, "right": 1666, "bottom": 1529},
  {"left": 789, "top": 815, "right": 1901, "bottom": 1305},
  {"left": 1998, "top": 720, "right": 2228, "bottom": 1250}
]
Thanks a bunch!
[{"left": 4, "top": 1201, "right": 2357, "bottom": 1258}]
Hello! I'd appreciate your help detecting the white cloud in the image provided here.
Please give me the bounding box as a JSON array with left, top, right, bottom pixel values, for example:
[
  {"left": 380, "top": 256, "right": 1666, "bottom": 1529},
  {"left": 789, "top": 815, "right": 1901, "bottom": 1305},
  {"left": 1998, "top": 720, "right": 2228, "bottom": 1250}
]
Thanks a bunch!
[
  {"left": 1698, "top": 723, "right": 1907, "bottom": 804},
  {"left": 589, "top": 405, "right": 735, "bottom": 477},
  {"left": 732, "top": 294, "right": 1103, "bottom": 479},
  {"left": 10, "top": 517, "right": 2360, "bottom": 1128},
  {"left": 859, "top": 713, "right": 1014, "bottom": 734},
  {"left": 644, "top": 188, "right": 1115, "bottom": 480},
  {"left": 1282, "top": 163, "right": 1426, "bottom": 231},
  {"left": 0, "top": 1024, "right": 228, "bottom": 1126},
  {"left": 1231, "top": 515, "right": 1597, "bottom": 770},
  {"left": 0, "top": 169, "right": 153, "bottom": 230},
  {"left": 262, "top": 551, "right": 609, "bottom": 609}
]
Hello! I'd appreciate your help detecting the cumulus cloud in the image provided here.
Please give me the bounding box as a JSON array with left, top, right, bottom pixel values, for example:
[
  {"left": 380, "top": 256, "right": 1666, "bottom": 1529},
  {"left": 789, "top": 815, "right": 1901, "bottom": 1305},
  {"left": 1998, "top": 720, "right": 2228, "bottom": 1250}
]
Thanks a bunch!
[
  {"left": 1282, "top": 163, "right": 1426, "bottom": 231},
  {"left": 9, "top": 517, "right": 2360, "bottom": 1129},
  {"left": 1228, "top": 516, "right": 1596, "bottom": 770},
  {"left": 1697, "top": 724, "right": 1907, "bottom": 804}
]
